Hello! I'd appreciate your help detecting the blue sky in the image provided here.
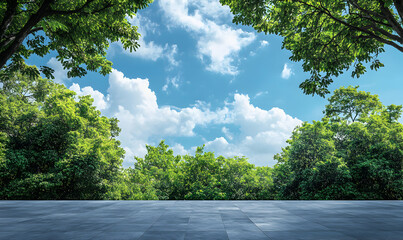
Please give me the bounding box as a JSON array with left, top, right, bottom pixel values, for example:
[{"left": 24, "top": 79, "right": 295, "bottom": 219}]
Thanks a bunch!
[{"left": 29, "top": 0, "right": 403, "bottom": 167}]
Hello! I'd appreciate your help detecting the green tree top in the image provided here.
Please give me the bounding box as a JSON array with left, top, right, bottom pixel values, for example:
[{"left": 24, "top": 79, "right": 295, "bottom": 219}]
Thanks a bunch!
[
  {"left": 220, "top": 0, "right": 403, "bottom": 96},
  {"left": 324, "top": 86, "right": 383, "bottom": 122},
  {"left": 324, "top": 86, "right": 402, "bottom": 123},
  {"left": 0, "top": 0, "right": 152, "bottom": 78}
]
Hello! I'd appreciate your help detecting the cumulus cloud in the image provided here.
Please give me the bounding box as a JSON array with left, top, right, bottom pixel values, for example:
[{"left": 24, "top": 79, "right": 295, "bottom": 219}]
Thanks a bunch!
[
  {"left": 159, "top": 0, "right": 255, "bottom": 75},
  {"left": 47, "top": 57, "right": 69, "bottom": 84},
  {"left": 281, "top": 63, "right": 293, "bottom": 79},
  {"left": 70, "top": 70, "right": 300, "bottom": 167},
  {"left": 69, "top": 83, "right": 108, "bottom": 111},
  {"left": 202, "top": 94, "right": 301, "bottom": 166},
  {"left": 70, "top": 69, "right": 230, "bottom": 166},
  {"left": 170, "top": 143, "right": 189, "bottom": 156},
  {"left": 120, "top": 15, "right": 179, "bottom": 67}
]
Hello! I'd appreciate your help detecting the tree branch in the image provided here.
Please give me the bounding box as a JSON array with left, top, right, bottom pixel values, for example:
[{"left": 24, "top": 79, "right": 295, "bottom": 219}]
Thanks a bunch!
[
  {"left": 367, "top": 24, "right": 403, "bottom": 44},
  {"left": 0, "top": 0, "right": 19, "bottom": 40},
  {"left": 295, "top": 0, "right": 403, "bottom": 52},
  {"left": 393, "top": 0, "right": 403, "bottom": 24},
  {"left": 377, "top": 0, "right": 403, "bottom": 39},
  {"left": 349, "top": 11, "right": 392, "bottom": 29},
  {"left": 0, "top": 0, "right": 54, "bottom": 69},
  {"left": 347, "top": 0, "right": 386, "bottom": 21},
  {"left": 0, "top": 27, "right": 43, "bottom": 49}
]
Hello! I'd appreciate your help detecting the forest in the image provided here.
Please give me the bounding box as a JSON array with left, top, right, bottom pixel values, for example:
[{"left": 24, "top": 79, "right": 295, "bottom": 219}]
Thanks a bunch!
[
  {"left": 1, "top": 0, "right": 403, "bottom": 200},
  {"left": 1, "top": 75, "right": 402, "bottom": 200}
]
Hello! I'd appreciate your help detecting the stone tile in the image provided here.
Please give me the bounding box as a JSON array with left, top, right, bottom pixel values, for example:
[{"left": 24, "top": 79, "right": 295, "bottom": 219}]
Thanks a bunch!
[
  {"left": 184, "top": 231, "right": 228, "bottom": 240},
  {"left": 256, "top": 222, "right": 330, "bottom": 231},
  {"left": 147, "top": 223, "right": 188, "bottom": 231},
  {"left": 227, "top": 230, "right": 270, "bottom": 240},
  {"left": 224, "top": 222, "right": 262, "bottom": 231},
  {"left": 187, "top": 223, "right": 226, "bottom": 231},
  {"left": 0, "top": 201, "right": 402, "bottom": 240},
  {"left": 104, "top": 223, "right": 152, "bottom": 232},
  {"left": 138, "top": 231, "right": 186, "bottom": 240},
  {"left": 342, "top": 231, "right": 403, "bottom": 240},
  {"left": 91, "top": 231, "right": 144, "bottom": 240},
  {"left": 264, "top": 231, "right": 358, "bottom": 240}
]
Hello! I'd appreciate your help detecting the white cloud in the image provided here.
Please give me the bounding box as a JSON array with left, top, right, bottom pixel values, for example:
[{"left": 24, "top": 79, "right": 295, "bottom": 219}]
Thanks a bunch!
[
  {"left": 260, "top": 40, "right": 269, "bottom": 47},
  {"left": 281, "top": 63, "right": 293, "bottom": 79},
  {"left": 204, "top": 94, "right": 301, "bottom": 166},
  {"left": 47, "top": 57, "right": 68, "bottom": 84},
  {"left": 162, "top": 76, "right": 180, "bottom": 92},
  {"left": 124, "top": 40, "right": 164, "bottom": 61},
  {"left": 192, "top": 0, "right": 232, "bottom": 20},
  {"left": 104, "top": 69, "right": 231, "bottom": 166},
  {"left": 166, "top": 44, "right": 179, "bottom": 68},
  {"left": 170, "top": 143, "right": 189, "bottom": 156},
  {"left": 254, "top": 91, "right": 268, "bottom": 98},
  {"left": 159, "top": 0, "right": 255, "bottom": 75},
  {"left": 221, "top": 126, "right": 233, "bottom": 140},
  {"left": 163, "top": 93, "right": 302, "bottom": 166},
  {"left": 69, "top": 83, "right": 108, "bottom": 111},
  {"left": 69, "top": 70, "right": 300, "bottom": 167},
  {"left": 120, "top": 15, "right": 179, "bottom": 67}
]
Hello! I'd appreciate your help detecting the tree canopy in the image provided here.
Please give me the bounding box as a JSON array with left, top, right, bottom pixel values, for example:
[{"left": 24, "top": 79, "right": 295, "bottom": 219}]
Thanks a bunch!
[
  {"left": 0, "top": 0, "right": 152, "bottom": 79},
  {"left": 1, "top": 78, "right": 401, "bottom": 200},
  {"left": 273, "top": 86, "right": 403, "bottom": 199},
  {"left": 220, "top": 0, "right": 403, "bottom": 96},
  {"left": 0, "top": 71, "right": 125, "bottom": 199},
  {"left": 123, "top": 141, "right": 275, "bottom": 200}
]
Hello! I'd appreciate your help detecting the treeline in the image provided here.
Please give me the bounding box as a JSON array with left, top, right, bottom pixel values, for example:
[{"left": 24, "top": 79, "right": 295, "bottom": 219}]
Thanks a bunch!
[
  {"left": 274, "top": 87, "right": 403, "bottom": 199},
  {"left": 1, "top": 74, "right": 402, "bottom": 200},
  {"left": 118, "top": 142, "right": 274, "bottom": 200}
]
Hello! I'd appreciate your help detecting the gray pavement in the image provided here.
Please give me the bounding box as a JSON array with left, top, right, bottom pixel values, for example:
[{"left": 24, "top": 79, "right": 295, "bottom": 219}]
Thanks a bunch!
[{"left": 0, "top": 201, "right": 402, "bottom": 240}]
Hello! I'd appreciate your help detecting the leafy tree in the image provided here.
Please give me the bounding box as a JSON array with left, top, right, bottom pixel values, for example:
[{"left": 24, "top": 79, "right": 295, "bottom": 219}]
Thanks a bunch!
[
  {"left": 273, "top": 86, "right": 403, "bottom": 199},
  {"left": 0, "top": 0, "right": 152, "bottom": 79},
  {"left": 131, "top": 141, "right": 181, "bottom": 200},
  {"left": 274, "top": 120, "right": 355, "bottom": 199},
  {"left": 0, "top": 71, "right": 125, "bottom": 199},
  {"left": 219, "top": 156, "right": 274, "bottom": 200},
  {"left": 324, "top": 86, "right": 383, "bottom": 122},
  {"left": 220, "top": 0, "right": 403, "bottom": 96},
  {"left": 180, "top": 149, "right": 226, "bottom": 200},
  {"left": 125, "top": 142, "right": 274, "bottom": 200},
  {"left": 117, "top": 168, "right": 158, "bottom": 200}
]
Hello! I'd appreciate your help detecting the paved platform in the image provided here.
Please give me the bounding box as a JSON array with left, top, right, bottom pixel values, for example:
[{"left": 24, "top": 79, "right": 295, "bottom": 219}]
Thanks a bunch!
[{"left": 0, "top": 201, "right": 402, "bottom": 240}]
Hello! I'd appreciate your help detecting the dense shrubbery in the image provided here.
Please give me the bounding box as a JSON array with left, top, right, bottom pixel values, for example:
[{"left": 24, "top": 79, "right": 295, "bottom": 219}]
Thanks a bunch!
[{"left": 1, "top": 74, "right": 402, "bottom": 200}]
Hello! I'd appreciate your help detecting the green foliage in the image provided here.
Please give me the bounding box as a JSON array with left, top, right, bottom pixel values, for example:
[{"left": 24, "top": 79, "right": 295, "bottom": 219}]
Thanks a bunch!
[
  {"left": 132, "top": 141, "right": 182, "bottom": 200},
  {"left": 0, "top": 0, "right": 152, "bottom": 78},
  {"left": 273, "top": 86, "right": 403, "bottom": 199},
  {"left": 324, "top": 86, "right": 383, "bottom": 122},
  {"left": 0, "top": 71, "right": 125, "bottom": 199},
  {"left": 1, "top": 73, "right": 401, "bottom": 200},
  {"left": 125, "top": 142, "right": 275, "bottom": 200},
  {"left": 220, "top": 0, "right": 403, "bottom": 96}
]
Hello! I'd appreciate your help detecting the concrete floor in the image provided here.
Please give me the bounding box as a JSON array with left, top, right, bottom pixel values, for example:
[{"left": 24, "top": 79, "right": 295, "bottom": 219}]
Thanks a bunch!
[{"left": 0, "top": 201, "right": 402, "bottom": 240}]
